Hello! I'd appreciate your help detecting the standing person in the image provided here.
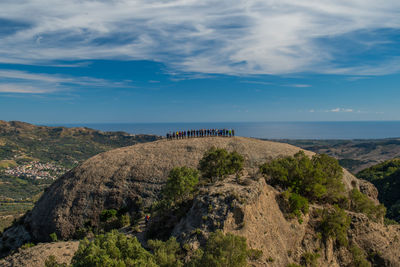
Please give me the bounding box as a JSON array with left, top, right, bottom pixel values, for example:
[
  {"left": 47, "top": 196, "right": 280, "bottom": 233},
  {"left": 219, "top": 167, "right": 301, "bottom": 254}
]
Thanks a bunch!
[{"left": 232, "top": 129, "right": 235, "bottom": 137}]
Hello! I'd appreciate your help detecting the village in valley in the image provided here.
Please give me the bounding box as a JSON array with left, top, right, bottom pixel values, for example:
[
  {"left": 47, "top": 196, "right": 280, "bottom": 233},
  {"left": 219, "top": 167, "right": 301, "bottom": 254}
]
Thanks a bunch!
[{"left": 3, "top": 161, "right": 66, "bottom": 180}]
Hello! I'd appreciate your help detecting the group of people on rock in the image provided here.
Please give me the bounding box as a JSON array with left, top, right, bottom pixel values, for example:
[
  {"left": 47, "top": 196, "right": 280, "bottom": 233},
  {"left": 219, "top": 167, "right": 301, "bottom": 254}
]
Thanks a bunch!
[{"left": 166, "top": 129, "right": 235, "bottom": 139}]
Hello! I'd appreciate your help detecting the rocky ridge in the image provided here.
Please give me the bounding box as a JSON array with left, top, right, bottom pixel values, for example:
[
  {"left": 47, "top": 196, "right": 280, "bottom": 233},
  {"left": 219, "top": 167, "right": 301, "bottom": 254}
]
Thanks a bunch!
[{"left": 0, "top": 137, "right": 398, "bottom": 266}]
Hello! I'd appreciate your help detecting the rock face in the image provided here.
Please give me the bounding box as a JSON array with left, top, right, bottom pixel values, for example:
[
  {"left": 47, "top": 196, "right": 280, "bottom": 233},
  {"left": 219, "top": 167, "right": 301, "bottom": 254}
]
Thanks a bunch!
[
  {"left": 11, "top": 137, "right": 315, "bottom": 243},
  {"left": 1, "top": 136, "right": 398, "bottom": 266},
  {"left": 171, "top": 175, "right": 400, "bottom": 266}
]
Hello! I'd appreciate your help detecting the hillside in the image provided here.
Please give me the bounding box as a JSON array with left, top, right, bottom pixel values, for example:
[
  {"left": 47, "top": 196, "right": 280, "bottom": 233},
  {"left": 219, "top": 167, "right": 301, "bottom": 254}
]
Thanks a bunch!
[
  {"left": 357, "top": 159, "right": 400, "bottom": 223},
  {"left": 0, "top": 137, "right": 398, "bottom": 266},
  {"left": 0, "top": 120, "right": 160, "bottom": 168},
  {"left": 0, "top": 120, "right": 159, "bottom": 232},
  {"left": 275, "top": 139, "right": 400, "bottom": 173}
]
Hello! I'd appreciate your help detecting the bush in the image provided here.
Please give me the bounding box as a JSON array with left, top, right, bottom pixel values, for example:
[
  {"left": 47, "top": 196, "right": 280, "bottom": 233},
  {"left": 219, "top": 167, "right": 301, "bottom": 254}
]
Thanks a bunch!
[
  {"left": 45, "top": 255, "right": 67, "bottom": 267},
  {"left": 319, "top": 206, "right": 351, "bottom": 247},
  {"left": 288, "top": 192, "right": 309, "bottom": 220},
  {"left": 72, "top": 230, "right": 157, "bottom": 267},
  {"left": 349, "top": 189, "right": 386, "bottom": 222},
  {"left": 100, "top": 209, "right": 117, "bottom": 222},
  {"left": 189, "top": 230, "right": 261, "bottom": 267},
  {"left": 49, "top": 232, "right": 58, "bottom": 242},
  {"left": 350, "top": 245, "right": 371, "bottom": 267},
  {"left": 163, "top": 167, "right": 199, "bottom": 203},
  {"left": 199, "top": 148, "right": 244, "bottom": 182},
  {"left": 20, "top": 242, "right": 35, "bottom": 249},
  {"left": 148, "top": 237, "right": 183, "bottom": 267},
  {"left": 301, "top": 252, "right": 320, "bottom": 267},
  {"left": 118, "top": 213, "right": 131, "bottom": 228},
  {"left": 260, "top": 151, "right": 345, "bottom": 204}
]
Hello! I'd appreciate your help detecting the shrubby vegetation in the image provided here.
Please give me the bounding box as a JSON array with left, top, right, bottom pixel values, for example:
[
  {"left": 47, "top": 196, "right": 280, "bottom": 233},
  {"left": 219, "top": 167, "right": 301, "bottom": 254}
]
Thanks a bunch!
[
  {"left": 188, "top": 230, "right": 262, "bottom": 267},
  {"left": 72, "top": 230, "right": 157, "bottom": 267},
  {"left": 70, "top": 229, "right": 259, "bottom": 267},
  {"left": 148, "top": 237, "right": 183, "bottom": 267},
  {"left": 162, "top": 167, "right": 199, "bottom": 204},
  {"left": 349, "top": 189, "right": 386, "bottom": 222},
  {"left": 349, "top": 244, "right": 371, "bottom": 267},
  {"left": 199, "top": 148, "right": 244, "bottom": 182},
  {"left": 319, "top": 206, "right": 351, "bottom": 247},
  {"left": 357, "top": 159, "right": 400, "bottom": 222},
  {"left": 260, "top": 151, "right": 345, "bottom": 204},
  {"left": 301, "top": 252, "right": 320, "bottom": 267},
  {"left": 50, "top": 232, "right": 58, "bottom": 242},
  {"left": 281, "top": 191, "right": 309, "bottom": 222},
  {"left": 260, "top": 151, "right": 387, "bottom": 225}
]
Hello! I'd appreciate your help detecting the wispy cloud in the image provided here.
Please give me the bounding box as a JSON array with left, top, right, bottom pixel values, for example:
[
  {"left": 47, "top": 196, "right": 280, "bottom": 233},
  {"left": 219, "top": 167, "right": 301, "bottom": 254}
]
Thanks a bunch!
[
  {"left": 0, "top": 69, "right": 134, "bottom": 94},
  {"left": 328, "top": 108, "right": 354, "bottom": 113},
  {"left": 0, "top": 0, "right": 399, "bottom": 75}
]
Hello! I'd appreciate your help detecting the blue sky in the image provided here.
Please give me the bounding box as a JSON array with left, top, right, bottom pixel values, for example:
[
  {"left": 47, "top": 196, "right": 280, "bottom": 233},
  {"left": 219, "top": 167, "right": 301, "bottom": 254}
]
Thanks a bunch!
[{"left": 0, "top": 0, "right": 400, "bottom": 123}]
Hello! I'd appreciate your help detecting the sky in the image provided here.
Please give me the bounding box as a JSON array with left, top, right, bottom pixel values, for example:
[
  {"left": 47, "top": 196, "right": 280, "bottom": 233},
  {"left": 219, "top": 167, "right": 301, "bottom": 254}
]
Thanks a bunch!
[{"left": 0, "top": 0, "right": 400, "bottom": 123}]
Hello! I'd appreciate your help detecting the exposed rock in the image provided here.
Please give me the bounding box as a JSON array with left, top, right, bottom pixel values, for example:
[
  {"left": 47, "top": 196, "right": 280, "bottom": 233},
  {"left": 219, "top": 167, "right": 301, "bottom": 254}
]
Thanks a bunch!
[
  {"left": 0, "top": 241, "right": 78, "bottom": 267},
  {"left": 1, "top": 136, "right": 396, "bottom": 266}
]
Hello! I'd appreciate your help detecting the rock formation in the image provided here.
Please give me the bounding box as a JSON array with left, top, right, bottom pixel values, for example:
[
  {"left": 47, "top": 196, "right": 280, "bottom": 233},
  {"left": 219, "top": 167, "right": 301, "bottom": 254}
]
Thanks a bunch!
[{"left": 1, "top": 137, "right": 399, "bottom": 266}]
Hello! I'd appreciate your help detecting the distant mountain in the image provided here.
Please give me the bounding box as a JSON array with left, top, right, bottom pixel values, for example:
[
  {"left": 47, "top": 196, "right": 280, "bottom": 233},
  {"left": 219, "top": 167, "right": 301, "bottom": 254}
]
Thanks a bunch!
[
  {"left": 275, "top": 139, "right": 400, "bottom": 173},
  {"left": 357, "top": 159, "right": 400, "bottom": 222},
  {"left": 0, "top": 120, "right": 160, "bottom": 168}
]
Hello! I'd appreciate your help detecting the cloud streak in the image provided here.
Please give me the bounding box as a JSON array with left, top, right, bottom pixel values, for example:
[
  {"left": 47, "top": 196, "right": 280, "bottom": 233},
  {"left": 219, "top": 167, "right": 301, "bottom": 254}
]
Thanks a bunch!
[
  {"left": 0, "top": 0, "right": 399, "bottom": 75},
  {"left": 0, "top": 69, "right": 134, "bottom": 94}
]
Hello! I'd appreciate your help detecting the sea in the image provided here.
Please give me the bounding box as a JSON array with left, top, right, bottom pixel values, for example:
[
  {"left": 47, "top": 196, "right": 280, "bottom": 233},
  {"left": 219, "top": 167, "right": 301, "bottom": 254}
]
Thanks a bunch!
[{"left": 57, "top": 121, "right": 400, "bottom": 140}]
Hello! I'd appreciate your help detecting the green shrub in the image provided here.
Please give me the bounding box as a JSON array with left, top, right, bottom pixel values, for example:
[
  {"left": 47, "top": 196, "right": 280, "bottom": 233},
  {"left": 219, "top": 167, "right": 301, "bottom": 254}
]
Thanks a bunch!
[
  {"left": 357, "top": 159, "right": 400, "bottom": 223},
  {"left": 319, "top": 206, "right": 351, "bottom": 247},
  {"left": 163, "top": 167, "right": 199, "bottom": 203},
  {"left": 199, "top": 148, "right": 244, "bottom": 182},
  {"left": 100, "top": 209, "right": 117, "bottom": 222},
  {"left": 20, "top": 242, "right": 35, "bottom": 249},
  {"left": 72, "top": 230, "right": 157, "bottom": 267},
  {"left": 118, "top": 213, "right": 131, "bottom": 228},
  {"left": 45, "top": 255, "right": 67, "bottom": 267},
  {"left": 49, "top": 232, "right": 58, "bottom": 242},
  {"left": 288, "top": 192, "right": 309, "bottom": 220},
  {"left": 189, "top": 230, "right": 261, "bottom": 267},
  {"left": 350, "top": 245, "right": 371, "bottom": 267},
  {"left": 349, "top": 189, "right": 386, "bottom": 222},
  {"left": 301, "top": 252, "right": 320, "bottom": 267},
  {"left": 248, "top": 249, "right": 263, "bottom": 261},
  {"left": 148, "top": 237, "right": 183, "bottom": 267},
  {"left": 260, "top": 151, "right": 345, "bottom": 204},
  {"left": 384, "top": 217, "right": 399, "bottom": 225}
]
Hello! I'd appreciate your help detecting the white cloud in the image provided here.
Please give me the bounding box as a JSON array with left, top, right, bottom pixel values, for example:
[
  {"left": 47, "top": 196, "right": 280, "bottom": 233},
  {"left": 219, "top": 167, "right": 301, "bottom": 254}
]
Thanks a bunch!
[
  {"left": 0, "top": 0, "right": 399, "bottom": 75},
  {"left": 329, "top": 107, "right": 353, "bottom": 113},
  {"left": 0, "top": 69, "right": 134, "bottom": 94}
]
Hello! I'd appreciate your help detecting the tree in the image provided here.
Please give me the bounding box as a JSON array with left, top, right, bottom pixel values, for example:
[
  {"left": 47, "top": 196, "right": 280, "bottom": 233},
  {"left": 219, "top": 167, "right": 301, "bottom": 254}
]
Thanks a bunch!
[
  {"left": 163, "top": 167, "right": 199, "bottom": 203},
  {"left": 320, "top": 206, "right": 351, "bottom": 247},
  {"left": 199, "top": 148, "right": 244, "bottom": 182},
  {"left": 190, "top": 230, "right": 257, "bottom": 267},
  {"left": 260, "top": 151, "right": 345, "bottom": 204},
  {"left": 148, "top": 237, "right": 183, "bottom": 267},
  {"left": 72, "top": 230, "right": 157, "bottom": 267}
]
